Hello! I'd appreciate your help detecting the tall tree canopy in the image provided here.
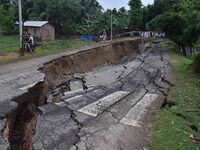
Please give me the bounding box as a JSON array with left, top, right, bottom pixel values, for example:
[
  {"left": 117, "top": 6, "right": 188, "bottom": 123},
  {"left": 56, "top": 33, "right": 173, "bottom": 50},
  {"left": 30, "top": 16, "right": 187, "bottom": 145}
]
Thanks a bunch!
[
  {"left": 1, "top": 0, "right": 199, "bottom": 51},
  {"left": 145, "top": 0, "right": 200, "bottom": 47},
  {"left": 0, "top": 0, "right": 15, "bottom": 34},
  {"left": 0, "top": 0, "right": 131, "bottom": 37},
  {"left": 0, "top": 0, "right": 103, "bottom": 35},
  {"left": 128, "top": 0, "right": 143, "bottom": 30}
]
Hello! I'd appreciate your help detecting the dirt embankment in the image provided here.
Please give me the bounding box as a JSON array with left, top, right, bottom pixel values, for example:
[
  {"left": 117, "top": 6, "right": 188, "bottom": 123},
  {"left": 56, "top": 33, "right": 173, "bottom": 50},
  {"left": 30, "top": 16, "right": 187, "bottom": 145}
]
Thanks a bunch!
[
  {"left": 42, "top": 39, "right": 140, "bottom": 88},
  {"left": 4, "top": 38, "right": 141, "bottom": 150}
]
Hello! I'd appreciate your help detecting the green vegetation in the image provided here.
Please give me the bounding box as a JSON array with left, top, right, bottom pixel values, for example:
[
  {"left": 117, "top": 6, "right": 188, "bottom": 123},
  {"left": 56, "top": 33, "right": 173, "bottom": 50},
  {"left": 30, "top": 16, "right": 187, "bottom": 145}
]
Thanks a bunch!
[
  {"left": 150, "top": 50, "right": 200, "bottom": 150},
  {"left": 129, "top": 0, "right": 143, "bottom": 29},
  {"left": 0, "top": 36, "right": 90, "bottom": 52},
  {"left": 0, "top": 1, "right": 15, "bottom": 34},
  {"left": 0, "top": 0, "right": 130, "bottom": 36},
  {"left": 0, "top": 0, "right": 199, "bottom": 148},
  {"left": 0, "top": 0, "right": 199, "bottom": 44},
  {"left": 0, "top": 38, "right": 92, "bottom": 64},
  {"left": 144, "top": 0, "right": 200, "bottom": 54},
  {"left": 0, "top": 36, "right": 18, "bottom": 52},
  {"left": 36, "top": 39, "right": 91, "bottom": 53},
  {"left": 0, "top": 36, "right": 18, "bottom": 44}
]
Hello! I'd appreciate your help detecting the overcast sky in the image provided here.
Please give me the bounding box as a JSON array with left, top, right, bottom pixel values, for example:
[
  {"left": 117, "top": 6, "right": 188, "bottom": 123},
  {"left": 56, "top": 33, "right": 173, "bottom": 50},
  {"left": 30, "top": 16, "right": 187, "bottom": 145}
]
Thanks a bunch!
[{"left": 97, "top": 0, "right": 154, "bottom": 10}]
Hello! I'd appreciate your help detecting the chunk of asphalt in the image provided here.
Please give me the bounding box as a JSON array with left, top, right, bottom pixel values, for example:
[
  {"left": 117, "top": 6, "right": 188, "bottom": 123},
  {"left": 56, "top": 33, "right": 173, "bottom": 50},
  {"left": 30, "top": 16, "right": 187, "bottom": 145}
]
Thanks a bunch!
[
  {"left": 70, "top": 80, "right": 83, "bottom": 91},
  {"left": 120, "top": 93, "right": 158, "bottom": 127},
  {"left": 34, "top": 107, "right": 78, "bottom": 150},
  {"left": 0, "top": 119, "right": 9, "bottom": 150},
  {"left": 38, "top": 103, "right": 61, "bottom": 114},
  {"left": 0, "top": 100, "right": 17, "bottom": 118},
  {"left": 78, "top": 91, "right": 129, "bottom": 117},
  {"left": 62, "top": 87, "right": 94, "bottom": 100}
]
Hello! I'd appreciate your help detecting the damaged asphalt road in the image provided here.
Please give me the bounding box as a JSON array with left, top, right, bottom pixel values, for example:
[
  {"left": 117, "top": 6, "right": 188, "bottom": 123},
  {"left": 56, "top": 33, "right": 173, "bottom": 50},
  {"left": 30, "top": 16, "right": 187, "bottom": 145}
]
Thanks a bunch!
[{"left": 0, "top": 38, "right": 175, "bottom": 150}]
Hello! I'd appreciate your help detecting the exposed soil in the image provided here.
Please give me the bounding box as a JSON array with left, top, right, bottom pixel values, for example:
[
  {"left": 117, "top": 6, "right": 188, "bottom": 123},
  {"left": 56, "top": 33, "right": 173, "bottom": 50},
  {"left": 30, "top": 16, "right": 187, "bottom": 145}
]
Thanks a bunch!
[
  {"left": 8, "top": 103, "right": 39, "bottom": 150},
  {"left": 0, "top": 38, "right": 177, "bottom": 150},
  {"left": 7, "top": 81, "right": 48, "bottom": 150},
  {"left": 0, "top": 52, "right": 19, "bottom": 60},
  {"left": 5, "top": 38, "right": 141, "bottom": 150}
]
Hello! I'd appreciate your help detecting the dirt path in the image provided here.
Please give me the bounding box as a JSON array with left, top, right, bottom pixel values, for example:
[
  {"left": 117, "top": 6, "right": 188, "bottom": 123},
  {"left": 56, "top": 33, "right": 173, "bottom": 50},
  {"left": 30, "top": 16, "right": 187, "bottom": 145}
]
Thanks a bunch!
[{"left": 0, "top": 52, "right": 19, "bottom": 60}]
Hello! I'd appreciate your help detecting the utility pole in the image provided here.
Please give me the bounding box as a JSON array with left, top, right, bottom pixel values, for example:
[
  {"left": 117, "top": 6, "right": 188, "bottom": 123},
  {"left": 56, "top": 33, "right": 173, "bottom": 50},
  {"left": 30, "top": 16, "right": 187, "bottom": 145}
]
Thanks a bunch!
[
  {"left": 110, "top": 10, "right": 113, "bottom": 41},
  {"left": 18, "top": 0, "right": 23, "bottom": 49}
]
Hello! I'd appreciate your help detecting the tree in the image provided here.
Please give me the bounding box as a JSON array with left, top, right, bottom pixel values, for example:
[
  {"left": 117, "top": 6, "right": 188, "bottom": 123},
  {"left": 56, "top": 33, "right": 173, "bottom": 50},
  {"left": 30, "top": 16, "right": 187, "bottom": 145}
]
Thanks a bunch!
[
  {"left": 117, "top": 7, "right": 130, "bottom": 29},
  {"left": 79, "top": 0, "right": 102, "bottom": 21},
  {"left": 22, "top": 0, "right": 102, "bottom": 35},
  {"left": 128, "top": 0, "right": 143, "bottom": 29},
  {"left": 0, "top": 0, "right": 130, "bottom": 36},
  {"left": 0, "top": 2, "right": 15, "bottom": 34},
  {"left": 145, "top": 0, "right": 200, "bottom": 57}
]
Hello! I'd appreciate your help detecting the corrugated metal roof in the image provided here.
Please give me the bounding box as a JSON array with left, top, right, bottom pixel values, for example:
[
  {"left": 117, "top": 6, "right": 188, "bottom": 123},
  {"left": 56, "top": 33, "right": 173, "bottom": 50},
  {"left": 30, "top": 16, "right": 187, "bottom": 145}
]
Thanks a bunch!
[{"left": 24, "top": 21, "right": 49, "bottom": 27}]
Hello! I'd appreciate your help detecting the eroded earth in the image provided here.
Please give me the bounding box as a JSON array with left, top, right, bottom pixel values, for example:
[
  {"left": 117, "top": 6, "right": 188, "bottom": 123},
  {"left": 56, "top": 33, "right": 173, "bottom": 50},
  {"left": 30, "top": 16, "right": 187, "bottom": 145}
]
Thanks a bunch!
[{"left": 0, "top": 38, "right": 175, "bottom": 150}]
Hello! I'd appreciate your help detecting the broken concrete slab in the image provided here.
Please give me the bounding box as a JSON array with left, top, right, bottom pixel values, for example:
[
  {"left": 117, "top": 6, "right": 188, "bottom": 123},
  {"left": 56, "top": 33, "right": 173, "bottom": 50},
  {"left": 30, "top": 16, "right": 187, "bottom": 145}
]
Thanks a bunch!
[
  {"left": 0, "top": 119, "right": 9, "bottom": 150},
  {"left": 34, "top": 107, "right": 78, "bottom": 150},
  {"left": 38, "top": 103, "right": 61, "bottom": 114},
  {"left": 0, "top": 100, "right": 17, "bottom": 118},
  {"left": 0, "top": 38, "right": 175, "bottom": 150},
  {"left": 78, "top": 91, "right": 129, "bottom": 117}
]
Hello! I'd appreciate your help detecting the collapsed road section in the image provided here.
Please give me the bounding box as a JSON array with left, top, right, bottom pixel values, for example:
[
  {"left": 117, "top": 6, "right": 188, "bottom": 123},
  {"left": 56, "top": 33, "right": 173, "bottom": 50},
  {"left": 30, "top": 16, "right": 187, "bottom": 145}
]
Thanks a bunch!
[{"left": 0, "top": 38, "right": 175, "bottom": 150}]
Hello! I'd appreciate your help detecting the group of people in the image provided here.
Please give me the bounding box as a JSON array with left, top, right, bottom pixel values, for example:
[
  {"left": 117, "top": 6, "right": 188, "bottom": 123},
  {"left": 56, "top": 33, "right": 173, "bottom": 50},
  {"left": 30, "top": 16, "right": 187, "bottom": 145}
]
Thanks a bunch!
[
  {"left": 98, "top": 30, "right": 165, "bottom": 41},
  {"left": 99, "top": 30, "right": 107, "bottom": 41},
  {"left": 139, "top": 31, "right": 165, "bottom": 38}
]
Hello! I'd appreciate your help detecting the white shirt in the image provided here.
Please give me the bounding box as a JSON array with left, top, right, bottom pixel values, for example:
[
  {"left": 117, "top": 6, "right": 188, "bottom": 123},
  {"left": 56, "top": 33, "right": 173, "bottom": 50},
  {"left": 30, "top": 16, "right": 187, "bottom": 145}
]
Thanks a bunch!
[{"left": 29, "top": 36, "right": 34, "bottom": 45}]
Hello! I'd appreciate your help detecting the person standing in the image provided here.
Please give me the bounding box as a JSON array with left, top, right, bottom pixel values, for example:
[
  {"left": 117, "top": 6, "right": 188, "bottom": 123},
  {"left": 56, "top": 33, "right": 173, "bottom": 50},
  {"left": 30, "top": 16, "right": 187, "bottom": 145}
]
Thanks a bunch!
[
  {"left": 102, "top": 30, "right": 107, "bottom": 41},
  {"left": 27, "top": 33, "right": 34, "bottom": 52}
]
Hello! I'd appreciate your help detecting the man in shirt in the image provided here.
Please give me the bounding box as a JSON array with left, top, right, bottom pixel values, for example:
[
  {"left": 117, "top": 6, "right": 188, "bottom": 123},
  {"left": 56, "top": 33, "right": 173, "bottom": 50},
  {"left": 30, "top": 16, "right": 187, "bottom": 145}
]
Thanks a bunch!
[{"left": 27, "top": 33, "right": 34, "bottom": 52}]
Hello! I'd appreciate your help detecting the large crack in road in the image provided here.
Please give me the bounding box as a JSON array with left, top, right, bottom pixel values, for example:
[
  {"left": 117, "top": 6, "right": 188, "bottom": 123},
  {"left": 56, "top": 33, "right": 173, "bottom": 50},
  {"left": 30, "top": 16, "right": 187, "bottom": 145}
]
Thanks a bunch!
[{"left": 0, "top": 38, "right": 175, "bottom": 150}]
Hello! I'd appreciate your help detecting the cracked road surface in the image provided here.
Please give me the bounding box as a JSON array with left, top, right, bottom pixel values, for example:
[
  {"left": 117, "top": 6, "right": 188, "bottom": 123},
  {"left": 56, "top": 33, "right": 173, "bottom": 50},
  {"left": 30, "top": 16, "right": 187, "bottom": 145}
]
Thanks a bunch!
[
  {"left": 35, "top": 40, "right": 174, "bottom": 150},
  {"left": 0, "top": 38, "right": 175, "bottom": 150}
]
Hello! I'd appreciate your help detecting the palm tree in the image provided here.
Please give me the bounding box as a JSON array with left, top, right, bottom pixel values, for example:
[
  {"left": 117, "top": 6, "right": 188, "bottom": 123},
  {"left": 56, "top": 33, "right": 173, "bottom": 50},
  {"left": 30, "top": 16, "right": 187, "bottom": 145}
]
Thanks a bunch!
[{"left": 79, "top": 0, "right": 102, "bottom": 21}]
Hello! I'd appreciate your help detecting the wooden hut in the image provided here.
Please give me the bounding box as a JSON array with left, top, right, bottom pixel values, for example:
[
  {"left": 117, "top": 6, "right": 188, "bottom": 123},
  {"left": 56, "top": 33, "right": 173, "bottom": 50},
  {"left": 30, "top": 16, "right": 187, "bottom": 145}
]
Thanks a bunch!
[{"left": 24, "top": 21, "right": 55, "bottom": 41}]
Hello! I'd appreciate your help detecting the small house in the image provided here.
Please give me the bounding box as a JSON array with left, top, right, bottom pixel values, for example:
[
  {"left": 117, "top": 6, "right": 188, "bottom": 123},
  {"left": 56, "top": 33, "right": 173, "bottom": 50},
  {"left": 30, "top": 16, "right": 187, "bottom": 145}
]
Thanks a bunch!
[{"left": 24, "top": 21, "right": 55, "bottom": 41}]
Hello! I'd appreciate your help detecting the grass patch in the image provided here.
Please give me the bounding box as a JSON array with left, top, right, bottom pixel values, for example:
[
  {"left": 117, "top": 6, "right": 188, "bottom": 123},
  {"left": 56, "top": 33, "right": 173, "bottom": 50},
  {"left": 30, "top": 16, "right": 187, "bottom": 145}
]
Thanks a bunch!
[
  {"left": 150, "top": 50, "right": 200, "bottom": 150},
  {"left": 0, "top": 36, "right": 19, "bottom": 52},
  {"left": 0, "top": 38, "right": 93, "bottom": 64},
  {"left": 0, "top": 36, "right": 18, "bottom": 44}
]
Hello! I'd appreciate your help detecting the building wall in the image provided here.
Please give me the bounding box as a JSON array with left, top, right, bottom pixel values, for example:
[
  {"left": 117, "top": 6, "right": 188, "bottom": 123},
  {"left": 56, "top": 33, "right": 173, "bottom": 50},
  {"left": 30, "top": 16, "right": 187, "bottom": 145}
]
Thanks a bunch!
[
  {"left": 26, "top": 24, "right": 55, "bottom": 41},
  {"left": 27, "top": 28, "right": 41, "bottom": 39},
  {"left": 40, "top": 24, "right": 55, "bottom": 41}
]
